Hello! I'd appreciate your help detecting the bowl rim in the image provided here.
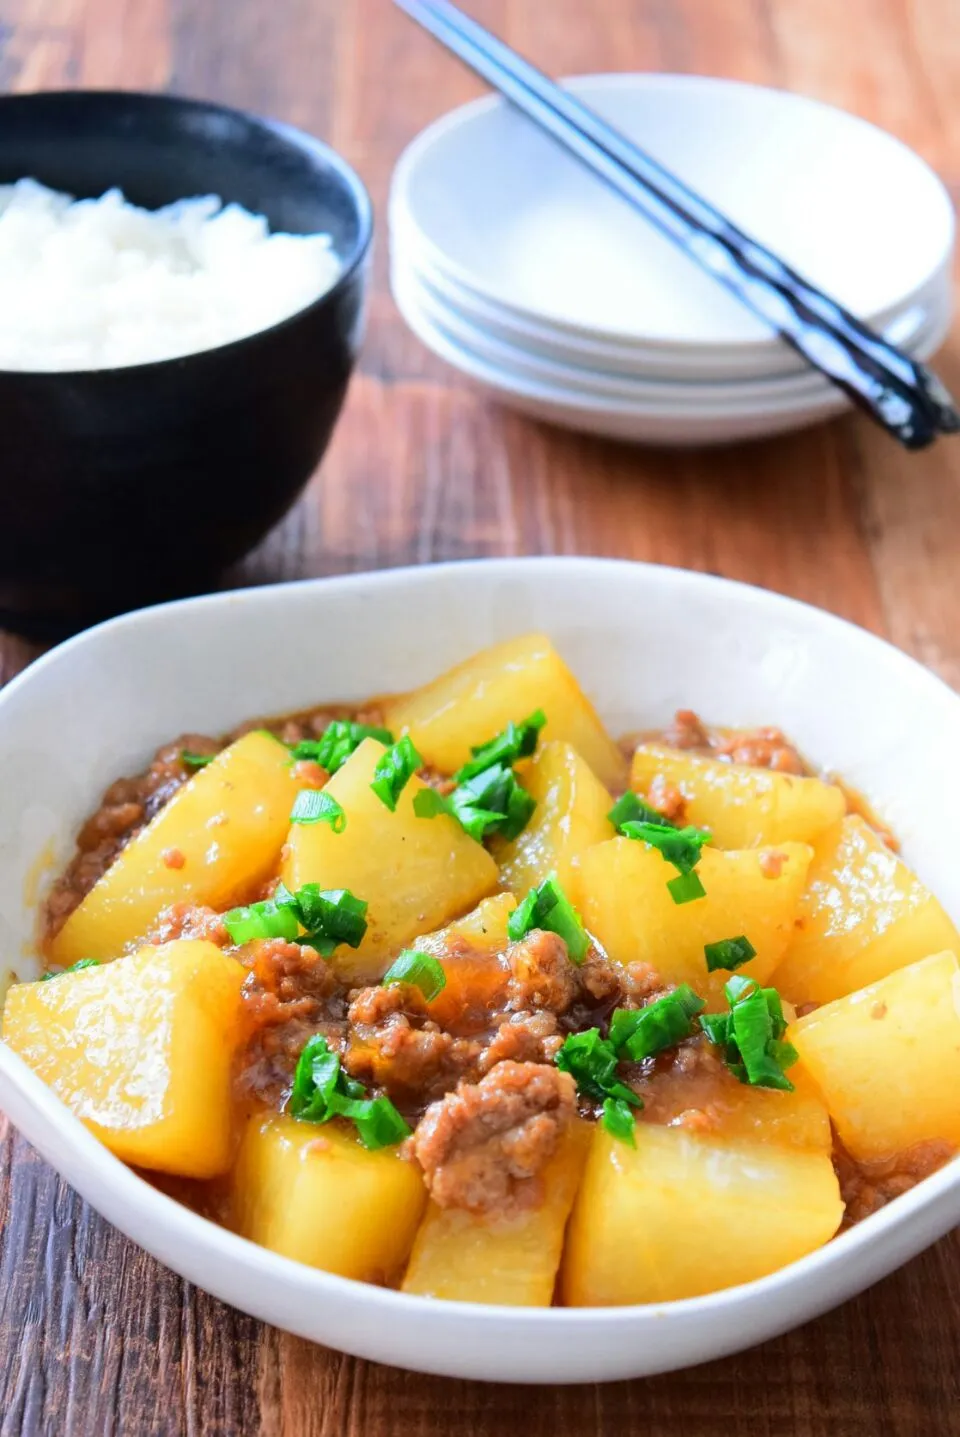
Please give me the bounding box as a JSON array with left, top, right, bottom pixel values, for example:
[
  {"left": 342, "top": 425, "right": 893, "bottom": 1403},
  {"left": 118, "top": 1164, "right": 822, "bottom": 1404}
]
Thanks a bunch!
[
  {"left": 389, "top": 72, "right": 957, "bottom": 353},
  {"left": 2, "top": 555, "right": 959, "bottom": 1380},
  {"left": 0, "top": 88, "right": 374, "bottom": 381}
]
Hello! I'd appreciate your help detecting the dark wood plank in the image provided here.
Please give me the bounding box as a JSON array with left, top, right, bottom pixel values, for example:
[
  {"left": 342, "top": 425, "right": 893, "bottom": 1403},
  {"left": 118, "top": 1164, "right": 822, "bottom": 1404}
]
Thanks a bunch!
[{"left": 0, "top": 0, "right": 958, "bottom": 1431}]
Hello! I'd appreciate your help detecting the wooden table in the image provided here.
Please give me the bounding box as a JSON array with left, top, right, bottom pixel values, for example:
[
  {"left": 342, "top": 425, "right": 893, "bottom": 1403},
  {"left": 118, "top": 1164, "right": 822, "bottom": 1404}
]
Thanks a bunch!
[{"left": 2, "top": 1, "right": 959, "bottom": 1431}]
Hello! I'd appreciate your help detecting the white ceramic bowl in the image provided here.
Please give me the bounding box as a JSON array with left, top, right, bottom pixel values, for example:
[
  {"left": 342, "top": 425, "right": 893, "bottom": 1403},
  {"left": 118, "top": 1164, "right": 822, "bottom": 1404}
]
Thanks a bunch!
[
  {"left": 390, "top": 74, "right": 955, "bottom": 363},
  {"left": 1, "top": 558, "right": 959, "bottom": 1383}
]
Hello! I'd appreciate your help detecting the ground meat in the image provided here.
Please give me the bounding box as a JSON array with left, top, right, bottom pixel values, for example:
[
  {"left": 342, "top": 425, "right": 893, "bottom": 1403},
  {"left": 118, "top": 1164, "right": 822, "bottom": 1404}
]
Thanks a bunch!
[
  {"left": 344, "top": 984, "right": 481, "bottom": 1101},
  {"left": 42, "top": 731, "right": 221, "bottom": 938},
  {"left": 290, "top": 759, "right": 328, "bottom": 788},
  {"left": 478, "top": 1010, "right": 562, "bottom": 1072},
  {"left": 147, "top": 902, "right": 229, "bottom": 947},
  {"left": 621, "top": 961, "right": 670, "bottom": 1007},
  {"left": 505, "top": 930, "right": 579, "bottom": 1013},
  {"left": 236, "top": 939, "right": 347, "bottom": 1104},
  {"left": 623, "top": 1034, "right": 728, "bottom": 1127},
  {"left": 418, "top": 769, "right": 457, "bottom": 795},
  {"left": 578, "top": 950, "right": 624, "bottom": 1006},
  {"left": 648, "top": 711, "right": 808, "bottom": 776},
  {"left": 242, "top": 703, "right": 387, "bottom": 748},
  {"left": 663, "top": 709, "right": 711, "bottom": 750},
  {"left": 714, "top": 727, "right": 806, "bottom": 774},
  {"left": 648, "top": 773, "right": 687, "bottom": 822},
  {"left": 410, "top": 1061, "right": 576, "bottom": 1216},
  {"left": 833, "top": 1136, "right": 954, "bottom": 1227}
]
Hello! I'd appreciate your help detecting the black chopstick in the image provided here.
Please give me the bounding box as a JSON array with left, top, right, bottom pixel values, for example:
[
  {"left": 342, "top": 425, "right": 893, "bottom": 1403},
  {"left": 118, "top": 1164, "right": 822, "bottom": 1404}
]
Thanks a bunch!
[{"left": 395, "top": 0, "right": 960, "bottom": 450}]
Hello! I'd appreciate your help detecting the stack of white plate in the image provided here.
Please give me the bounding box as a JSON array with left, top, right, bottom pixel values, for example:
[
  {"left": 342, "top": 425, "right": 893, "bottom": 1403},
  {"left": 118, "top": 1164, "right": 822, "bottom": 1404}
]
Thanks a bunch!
[{"left": 390, "top": 75, "right": 955, "bottom": 445}]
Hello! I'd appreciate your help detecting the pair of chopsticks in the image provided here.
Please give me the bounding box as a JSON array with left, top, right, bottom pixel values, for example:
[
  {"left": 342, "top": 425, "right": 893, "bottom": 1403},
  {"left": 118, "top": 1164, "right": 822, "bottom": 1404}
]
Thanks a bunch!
[{"left": 394, "top": 0, "right": 959, "bottom": 451}]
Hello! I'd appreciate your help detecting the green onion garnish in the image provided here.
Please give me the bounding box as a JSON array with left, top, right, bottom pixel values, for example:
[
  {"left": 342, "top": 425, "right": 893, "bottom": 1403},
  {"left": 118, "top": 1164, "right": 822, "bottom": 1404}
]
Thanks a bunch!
[
  {"left": 704, "top": 934, "right": 757, "bottom": 973},
  {"left": 601, "top": 1095, "right": 638, "bottom": 1147},
  {"left": 180, "top": 750, "right": 215, "bottom": 769},
  {"left": 295, "top": 885, "right": 369, "bottom": 956},
  {"left": 289, "top": 1034, "right": 411, "bottom": 1149},
  {"left": 223, "top": 883, "right": 367, "bottom": 955},
  {"left": 40, "top": 957, "right": 101, "bottom": 981},
  {"left": 412, "top": 789, "right": 451, "bottom": 820},
  {"left": 554, "top": 1028, "right": 642, "bottom": 1144},
  {"left": 370, "top": 735, "right": 423, "bottom": 812},
  {"left": 450, "top": 763, "right": 536, "bottom": 841},
  {"left": 455, "top": 709, "right": 547, "bottom": 783},
  {"left": 608, "top": 791, "right": 673, "bottom": 830},
  {"left": 290, "top": 789, "right": 346, "bottom": 832},
  {"left": 667, "top": 871, "right": 707, "bottom": 904},
  {"left": 698, "top": 975, "right": 798, "bottom": 1091},
  {"left": 336, "top": 1092, "right": 413, "bottom": 1150},
  {"left": 383, "top": 949, "right": 447, "bottom": 1001},
  {"left": 620, "top": 819, "right": 711, "bottom": 906},
  {"left": 222, "top": 890, "right": 302, "bottom": 944},
  {"left": 412, "top": 712, "right": 544, "bottom": 844},
  {"left": 608, "top": 984, "right": 705, "bottom": 1061},
  {"left": 413, "top": 763, "right": 537, "bottom": 842},
  {"left": 507, "top": 873, "right": 590, "bottom": 963},
  {"left": 291, "top": 720, "right": 394, "bottom": 776}
]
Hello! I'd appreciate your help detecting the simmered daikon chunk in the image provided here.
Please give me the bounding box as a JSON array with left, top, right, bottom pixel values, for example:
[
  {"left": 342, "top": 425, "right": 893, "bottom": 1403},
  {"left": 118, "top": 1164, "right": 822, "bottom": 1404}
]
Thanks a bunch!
[
  {"left": 773, "top": 817, "right": 960, "bottom": 1005},
  {"left": 562, "top": 1123, "right": 842, "bottom": 1305},
  {"left": 231, "top": 1114, "right": 425, "bottom": 1281},
  {"left": 630, "top": 743, "right": 844, "bottom": 849},
  {"left": 384, "top": 633, "right": 626, "bottom": 788},
  {"left": 3, "top": 939, "right": 244, "bottom": 1177},
  {"left": 281, "top": 738, "right": 498, "bottom": 982},
  {"left": 789, "top": 950, "right": 960, "bottom": 1162}
]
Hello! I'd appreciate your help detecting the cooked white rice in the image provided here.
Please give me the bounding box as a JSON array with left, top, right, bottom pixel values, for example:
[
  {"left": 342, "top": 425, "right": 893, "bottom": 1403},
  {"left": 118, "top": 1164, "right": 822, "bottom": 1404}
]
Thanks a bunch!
[{"left": 0, "top": 179, "right": 343, "bottom": 371}]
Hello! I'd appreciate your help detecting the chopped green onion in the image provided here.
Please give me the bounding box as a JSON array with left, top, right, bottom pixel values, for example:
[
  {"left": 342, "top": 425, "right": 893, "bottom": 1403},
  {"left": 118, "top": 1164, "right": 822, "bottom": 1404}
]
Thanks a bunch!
[
  {"left": 412, "top": 789, "right": 450, "bottom": 819},
  {"left": 724, "top": 974, "right": 759, "bottom": 1006},
  {"left": 620, "top": 819, "right": 711, "bottom": 905},
  {"left": 608, "top": 791, "right": 673, "bottom": 830},
  {"left": 370, "top": 736, "right": 423, "bottom": 812},
  {"left": 295, "top": 885, "right": 368, "bottom": 955},
  {"left": 40, "top": 958, "right": 101, "bottom": 981},
  {"left": 608, "top": 984, "right": 705, "bottom": 1061},
  {"left": 456, "top": 710, "right": 547, "bottom": 783},
  {"left": 667, "top": 871, "right": 707, "bottom": 904},
  {"left": 698, "top": 976, "right": 797, "bottom": 1091},
  {"left": 449, "top": 763, "right": 536, "bottom": 842},
  {"left": 704, "top": 934, "right": 756, "bottom": 973},
  {"left": 223, "top": 892, "right": 301, "bottom": 944},
  {"left": 181, "top": 750, "right": 215, "bottom": 769},
  {"left": 383, "top": 949, "right": 447, "bottom": 1001},
  {"left": 290, "top": 788, "right": 346, "bottom": 832},
  {"left": 414, "top": 764, "right": 537, "bottom": 843},
  {"left": 601, "top": 1095, "right": 638, "bottom": 1146},
  {"left": 337, "top": 1094, "right": 413, "bottom": 1149},
  {"left": 698, "top": 1010, "right": 732, "bottom": 1046},
  {"left": 223, "top": 884, "right": 367, "bottom": 953},
  {"left": 290, "top": 1033, "right": 346, "bottom": 1121},
  {"left": 507, "top": 873, "right": 590, "bottom": 963},
  {"left": 291, "top": 720, "right": 394, "bottom": 775},
  {"left": 620, "top": 820, "right": 710, "bottom": 872},
  {"left": 413, "top": 714, "right": 544, "bottom": 843},
  {"left": 555, "top": 1028, "right": 642, "bottom": 1109},
  {"left": 289, "top": 1035, "right": 411, "bottom": 1149}
]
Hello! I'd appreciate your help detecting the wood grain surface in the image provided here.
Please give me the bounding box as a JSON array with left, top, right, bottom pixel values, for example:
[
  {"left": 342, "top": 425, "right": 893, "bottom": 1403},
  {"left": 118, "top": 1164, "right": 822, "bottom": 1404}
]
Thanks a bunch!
[{"left": 1, "top": 0, "right": 959, "bottom": 1431}]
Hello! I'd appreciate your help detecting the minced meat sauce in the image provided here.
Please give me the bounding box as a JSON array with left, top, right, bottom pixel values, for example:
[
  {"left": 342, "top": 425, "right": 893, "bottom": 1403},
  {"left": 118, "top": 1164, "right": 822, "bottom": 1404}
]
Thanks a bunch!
[{"left": 42, "top": 708, "right": 953, "bottom": 1222}]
